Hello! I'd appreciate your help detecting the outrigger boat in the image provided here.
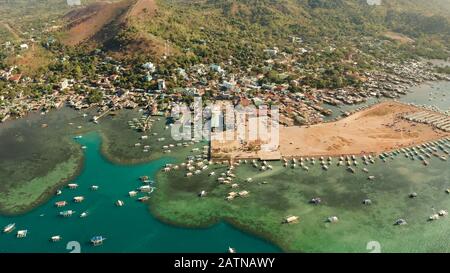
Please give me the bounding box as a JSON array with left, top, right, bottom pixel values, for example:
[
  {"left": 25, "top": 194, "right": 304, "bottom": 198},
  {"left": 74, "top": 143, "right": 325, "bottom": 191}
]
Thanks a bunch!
[
  {"left": 140, "top": 176, "right": 151, "bottom": 183},
  {"left": 3, "top": 223, "right": 15, "bottom": 233},
  {"left": 16, "top": 230, "right": 27, "bottom": 238},
  {"left": 91, "top": 236, "right": 106, "bottom": 246},
  {"left": 139, "top": 185, "right": 152, "bottom": 192},
  {"left": 55, "top": 201, "right": 67, "bottom": 208},
  {"left": 68, "top": 183, "right": 78, "bottom": 189},
  {"left": 73, "top": 196, "right": 85, "bottom": 203},
  {"left": 60, "top": 210, "right": 75, "bottom": 217},
  {"left": 51, "top": 235, "right": 62, "bottom": 242},
  {"left": 138, "top": 196, "right": 150, "bottom": 202}
]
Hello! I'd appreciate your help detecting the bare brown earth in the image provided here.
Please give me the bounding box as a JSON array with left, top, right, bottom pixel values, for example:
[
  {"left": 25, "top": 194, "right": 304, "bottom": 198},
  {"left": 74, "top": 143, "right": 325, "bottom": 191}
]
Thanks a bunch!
[
  {"left": 62, "top": 0, "right": 132, "bottom": 46},
  {"left": 211, "top": 101, "right": 450, "bottom": 160},
  {"left": 6, "top": 44, "right": 54, "bottom": 75},
  {"left": 383, "top": 31, "right": 415, "bottom": 44}
]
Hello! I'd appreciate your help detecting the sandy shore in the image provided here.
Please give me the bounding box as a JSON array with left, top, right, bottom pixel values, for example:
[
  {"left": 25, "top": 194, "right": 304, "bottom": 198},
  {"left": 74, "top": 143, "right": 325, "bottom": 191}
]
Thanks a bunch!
[{"left": 212, "top": 101, "right": 450, "bottom": 160}]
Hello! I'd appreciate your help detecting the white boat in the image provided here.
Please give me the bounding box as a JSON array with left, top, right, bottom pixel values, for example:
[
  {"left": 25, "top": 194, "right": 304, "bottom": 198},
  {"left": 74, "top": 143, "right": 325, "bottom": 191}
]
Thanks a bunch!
[
  {"left": 60, "top": 210, "right": 75, "bottom": 217},
  {"left": 16, "top": 230, "right": 27, "bottom": 238},
  {"left": 56, "top": 190, "right": 62, "bottom": 195},
  {"left": 327, "top": 216, "right": 339, "bottom": 223},
  {"left": 138, "top": 196, "right": 150, "bottom": 202},
  {"left": 51, "top": 235, "right": 62, "bottom": 242},
  {"left": 438, "top": 210, "right": 448, "bottom": 217},
  {"left": 67, "top": 183, "right": 78, "bottom": 189},
  {"left": 228, "top": 247, "right": 236, "bottom": 253},
  {"left": 3, "top": 223, "right": 15, "bottom": 233},
  {"left": 91, "top": 236, "right": 106, "bottom": 246},
  {"left": 139, "top": 185, "right": 152, "bottom": 192},
  {"left": 429, "top": 214, "right": 440, "bottom": 221},
  {"left": 116, "top": 200, "right": 124, "bottom": 207},
  {"left": 80, "top": 212, "right": 88, "bottom": 218},
  {"left": 91, "top": 185, "right": 99, "bottom": 190},
  {"left": 129, "top": 191, "right": 138, "bottom": 197},
  {"left": 73, "top": 196, "right": 84, "bottom": 203}
]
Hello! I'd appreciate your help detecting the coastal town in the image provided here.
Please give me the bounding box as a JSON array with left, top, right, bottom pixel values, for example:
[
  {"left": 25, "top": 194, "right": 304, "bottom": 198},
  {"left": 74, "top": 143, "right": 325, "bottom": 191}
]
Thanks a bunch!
[
  {"left": 2, "top": 0, "right": 450, "bottom": 256},
  {"left": 1, "top": 34, "right": 450, "bottom": 127}
]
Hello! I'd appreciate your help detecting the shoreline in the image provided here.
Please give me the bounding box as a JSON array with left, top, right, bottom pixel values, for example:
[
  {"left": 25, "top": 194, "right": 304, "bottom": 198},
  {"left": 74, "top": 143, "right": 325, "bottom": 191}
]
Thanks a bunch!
[{"left": 148, "top": 201, "right": 288, "bottom": 253}]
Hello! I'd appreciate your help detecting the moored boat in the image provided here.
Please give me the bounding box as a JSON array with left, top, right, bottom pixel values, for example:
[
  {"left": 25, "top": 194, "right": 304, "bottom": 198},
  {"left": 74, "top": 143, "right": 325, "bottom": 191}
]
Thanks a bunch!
[
  {"left": 60, "top": 210, "right": 75, "bottom": 217},
  {"left": 116, "top": 200, "right": 124, "bottom": 207},
  {"left": 73, "top": 196, "right": 85, "bottom": 203},
  {"left": 51, "top": 235, "right": 62, "bottom": 242},
  {"left": 16, "top": 230, "right": 27, "bottom": 238},
  {"left": 91, "top": 236, "right": 106, "bottom": 246},
  {"left": 55, "top": 201, "right": 67, "bottom": 207},
  {"left": 3, "top": 223, "right": 15, "bottom": 233},
  {"left": 67, "top": 183, "right": 78, "bottom": 189}
]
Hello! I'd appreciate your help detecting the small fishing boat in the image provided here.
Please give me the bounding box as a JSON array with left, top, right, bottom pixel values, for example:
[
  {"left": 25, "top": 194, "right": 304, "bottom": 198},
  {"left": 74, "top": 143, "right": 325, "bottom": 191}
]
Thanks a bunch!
[
  {"left": 140, "top": 176, "right": 150, "bottom": 183},
  {"left": 138, "top": 196, "right": 150, "bottom": 202},
  {"left": 394, "top": 219, "right": 407, "bottom": 226},
  {"left": 91, "top": 185, "right": 99, "bottom": 191},
  {"left": 446, "top": 189, "right": 450, "bottom": 194},
  {"left": 116, "top": 200, "right": 124, "bottom": 207},
  {"left": 60, "top": 210, "right": 75, "bottom": 217},
  {"left": 327, "top": 216, "right": 339, "bottom": 223},
  {"left": 438, "top": 210, "right": 448, "bottom": 217},
  {"left": 228, "top": 247, "right": 236, "bottom": 253},
  {"left": 56, "top": 190, "right": 62, "bottom": 195},
  {"left": 3, "top": 223, "right": 15, "bottom": 233},
  {"left": 51, "top": 235, "right": 62, "bottom": 242},
  {"left": 74, "top": 136, "right": 83, "bottom": 139},
  {"left": 198, "top": 190, "right": 207, "bottom": 197},
  {"left": 91, "top": 236, "right": 106, "bottom": 246},
  {"left": 139, "top": 185, "right": 152, "bottom": 192},
  {"left": 409, "top": 192, "right": 418, "bottom": 198},
  {"left": 67, "top": 183, "right": 78, "bottom": 189},
  {"left": 16, "top": 230, "right": 27, "bottom": 238},
  {"left": 309, "top": 197, "right": 321, "bottom": 205},
  {"left": 362, "top": 199, "right": 372, "bottom": 205},
  {"left": 129, "top": 191, "right": 138, "bottom": 197},
  {"left": 429, "top": 214, "right": 440, "bottom": 221},
  {"left": 55, "top": 201, "right": 67, "bottom": 208},
  {"left": 73, "top": 196, "right": 85, "bottom": 203},
  {"left": 368, "top": 176, "right": 376, "bottom": 180},
  {"left": 80, "top": 212, "right": 88, "bottom": 218},
  {"left": 347, "top": 167, "right": 355, "bottom": 173}
]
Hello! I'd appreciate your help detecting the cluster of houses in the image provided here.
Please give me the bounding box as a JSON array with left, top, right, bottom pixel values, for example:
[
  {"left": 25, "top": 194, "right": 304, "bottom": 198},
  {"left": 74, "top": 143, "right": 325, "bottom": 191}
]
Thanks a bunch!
[{"left": 1, "top": 32, "right": 450, "bottom": 128}]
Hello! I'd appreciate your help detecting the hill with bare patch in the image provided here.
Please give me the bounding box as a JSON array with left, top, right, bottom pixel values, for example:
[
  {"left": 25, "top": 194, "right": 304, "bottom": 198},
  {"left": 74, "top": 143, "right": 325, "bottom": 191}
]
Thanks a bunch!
[{"left": 60, "top": 0, "right": 167, "bottom": 58}]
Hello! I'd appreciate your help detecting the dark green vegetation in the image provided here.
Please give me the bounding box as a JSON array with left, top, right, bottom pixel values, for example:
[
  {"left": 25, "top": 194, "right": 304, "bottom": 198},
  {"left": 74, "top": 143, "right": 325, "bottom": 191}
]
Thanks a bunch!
[{"left": 151, "top": 156, "right": 450, "bottom": 252}]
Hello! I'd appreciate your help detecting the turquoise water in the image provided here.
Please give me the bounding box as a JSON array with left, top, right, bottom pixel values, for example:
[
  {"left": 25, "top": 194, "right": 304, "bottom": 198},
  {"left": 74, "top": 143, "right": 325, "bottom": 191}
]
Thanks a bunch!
[{"left": 0, "top": 132, "right": 281, "bottom": 253}]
